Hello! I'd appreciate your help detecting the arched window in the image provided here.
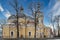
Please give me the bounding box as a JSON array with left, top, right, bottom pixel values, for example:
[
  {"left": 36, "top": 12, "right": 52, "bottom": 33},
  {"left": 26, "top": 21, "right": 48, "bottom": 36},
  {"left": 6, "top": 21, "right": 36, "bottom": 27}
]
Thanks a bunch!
[
  {"left": 10, "top": 31, "right": 14, "bottom": 37},
  {"left": 29, "top": 32, "right": 31, "bottom": 36}
]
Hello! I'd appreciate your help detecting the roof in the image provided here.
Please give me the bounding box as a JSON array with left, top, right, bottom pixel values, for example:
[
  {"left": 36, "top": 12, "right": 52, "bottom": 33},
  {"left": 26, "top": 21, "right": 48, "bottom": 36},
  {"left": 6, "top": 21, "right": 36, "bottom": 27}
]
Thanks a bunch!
[
  {"left": 8, "top": 15, "right": 16, "bottom": 20},
  {"left": 26, "top": 16, "right": 34, "bottom": 20},
  {"left": 8, "top": 13, "right": 26, "bottom": 20}
]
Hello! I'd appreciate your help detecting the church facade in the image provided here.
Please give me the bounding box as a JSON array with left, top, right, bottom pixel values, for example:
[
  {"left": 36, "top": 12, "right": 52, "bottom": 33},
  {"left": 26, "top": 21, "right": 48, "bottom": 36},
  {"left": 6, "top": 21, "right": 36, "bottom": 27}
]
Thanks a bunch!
[{"left": 2, "top": 6, "right": 52, "bottom": 38}]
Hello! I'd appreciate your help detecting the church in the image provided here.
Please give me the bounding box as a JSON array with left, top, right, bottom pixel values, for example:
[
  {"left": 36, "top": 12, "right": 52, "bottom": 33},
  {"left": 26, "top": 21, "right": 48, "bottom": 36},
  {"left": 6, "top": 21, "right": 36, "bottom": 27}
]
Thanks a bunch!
[{"left": 2, "top": 6, "right": 52, "bottom": 38}]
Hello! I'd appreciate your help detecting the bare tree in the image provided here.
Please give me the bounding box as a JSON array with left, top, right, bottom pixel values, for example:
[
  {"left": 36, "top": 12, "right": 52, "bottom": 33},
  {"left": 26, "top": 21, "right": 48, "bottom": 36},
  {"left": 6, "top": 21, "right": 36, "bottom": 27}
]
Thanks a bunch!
[
  {"left": 54, "top": 15, "right": 60, "bottom": 37},
  {"left": 48, "top": 11, "right": 60, "bottom": 37},
  {"left": 48, "top": 11, "right": 56, "bottom": 37},
  {"left": 28, "top": 1, "right": 44, "bottom": 38},
  {"left": 8, "top": 0, "right": 20, "bottom": 38}
]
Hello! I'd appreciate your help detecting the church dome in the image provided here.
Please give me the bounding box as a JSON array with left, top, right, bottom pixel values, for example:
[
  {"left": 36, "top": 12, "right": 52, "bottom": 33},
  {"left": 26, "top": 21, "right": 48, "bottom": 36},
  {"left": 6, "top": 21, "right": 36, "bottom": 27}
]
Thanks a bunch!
[
  {"left": 8, "top": 15, "right": 17, "bottom": 20},
  {"left": 18, "top": 13, "right": 26, "bottom": 18}
]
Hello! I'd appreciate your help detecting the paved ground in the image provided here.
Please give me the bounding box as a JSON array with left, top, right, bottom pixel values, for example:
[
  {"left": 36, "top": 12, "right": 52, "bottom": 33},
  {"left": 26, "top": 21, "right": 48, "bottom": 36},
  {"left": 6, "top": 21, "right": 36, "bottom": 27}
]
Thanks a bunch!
[
  {"left": 0, "top": 37, "right": 60, "bottom": 40},
  {"left": 47, "top": 39, "right": 60, "bottom": 40},
  {"left": 0, "top": 39, "right": 60, "bottom": 40},
  {"left": 1, "top": 38, "right": 60, "bottom": 40}
]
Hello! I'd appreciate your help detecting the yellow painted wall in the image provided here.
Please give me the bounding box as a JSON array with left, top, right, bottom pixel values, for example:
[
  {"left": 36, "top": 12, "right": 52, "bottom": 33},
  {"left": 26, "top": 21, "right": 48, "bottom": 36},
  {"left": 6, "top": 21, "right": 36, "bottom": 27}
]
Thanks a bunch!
[
  {"left": 26, "top": 27, "right": 35, "bottom": 38},
  {"left": 9, "top": 27, "right": 17, "bottom": 38},
  {"left": 19, "top": 26, "right": 25, "bottom": 38},
  {"left": 44, "top": 27, "right": 51, "bottom": 38},
  {"left": 3, "top": 25, "right": 10, "bottom": 38},
  {"left": 2, "top": 17, "right": 51, "bottom": 38},
  {"left": 3, "top": 24, "right": 17, "bottom": 38}
]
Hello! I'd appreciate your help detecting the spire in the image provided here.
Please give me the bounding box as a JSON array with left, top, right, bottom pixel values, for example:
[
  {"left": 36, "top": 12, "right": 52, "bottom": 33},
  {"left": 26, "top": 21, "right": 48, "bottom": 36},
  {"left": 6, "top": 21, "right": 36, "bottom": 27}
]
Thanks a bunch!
[
  {"left": 19, "top": 5, "right": 26, "bottom": 17},
  {"left": 20, "top": 5, "right": 24, "bottom": 14},
  {"left": 37, "top": 0, "right": 40, "bottom": 12},
  {"left": 20, "top": 5, "right": 24, "bottom": 11}
]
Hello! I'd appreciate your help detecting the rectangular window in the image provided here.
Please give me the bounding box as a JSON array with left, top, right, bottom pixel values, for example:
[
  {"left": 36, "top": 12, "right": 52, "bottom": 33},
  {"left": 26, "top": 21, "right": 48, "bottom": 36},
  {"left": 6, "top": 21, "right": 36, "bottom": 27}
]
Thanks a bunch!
[{"left": 29, "top": 32, "right": 31, "bottom": 36}]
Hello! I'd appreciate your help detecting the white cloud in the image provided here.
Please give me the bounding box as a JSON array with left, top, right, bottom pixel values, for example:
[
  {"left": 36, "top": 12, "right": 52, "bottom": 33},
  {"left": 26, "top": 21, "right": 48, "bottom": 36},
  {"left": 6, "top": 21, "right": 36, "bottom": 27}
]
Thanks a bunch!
[
  {"left": 0, "top": 4, "right": 11, "bottom": 19},
  {"left": 46, "top": 24, "right": 53, "bottom": 30},
  {"left": 52, "top": 2, "right": 59, "bottom": 11},
  {"left": 48, "top": 1, "right": 60, "bottom": 30},
  {"left": 51, "top": 1, "right": 60, "bottom": 17},
  {"left": 3, "top": 10, "right": 11, "bottom": 19},
  {"left": 5, "top": 10, "right": 11, "bottom": 18},
  {"left": 0, "top": 4, "right": 4, "bottom": 12}
]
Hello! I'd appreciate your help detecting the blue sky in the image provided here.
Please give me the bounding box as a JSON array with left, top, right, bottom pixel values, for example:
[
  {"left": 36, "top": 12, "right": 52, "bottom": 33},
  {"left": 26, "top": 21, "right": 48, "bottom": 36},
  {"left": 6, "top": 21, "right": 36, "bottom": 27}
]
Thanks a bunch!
[{"left": 0, "top": 0, "right": 59, "bottom": 28}]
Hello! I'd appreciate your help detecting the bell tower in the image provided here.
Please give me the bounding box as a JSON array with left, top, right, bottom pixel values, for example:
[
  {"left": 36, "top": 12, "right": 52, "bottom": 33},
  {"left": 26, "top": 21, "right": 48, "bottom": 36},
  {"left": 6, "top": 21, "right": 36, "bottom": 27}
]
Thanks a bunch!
[
  {"left": 36, "top": 1, "right": 44, "bottom": 38},
  {"left": 20, "top": 6, "right": 24, "bottom": 14},
  {"left": 38, "top": 12, "right": 44, "bottom": 24},
  {"left": 36, "top": 2, "right": 44, "bottom": 24}
]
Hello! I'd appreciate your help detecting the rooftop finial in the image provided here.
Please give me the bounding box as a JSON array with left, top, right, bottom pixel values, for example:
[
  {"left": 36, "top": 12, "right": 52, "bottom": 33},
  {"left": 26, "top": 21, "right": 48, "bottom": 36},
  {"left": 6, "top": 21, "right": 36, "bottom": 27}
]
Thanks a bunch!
[
  {"left": 20, "top": 5, "right": 23, "bottom": 11},
  {"left": 37, "top": 0, "right": 40, "bottom": 12}
]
